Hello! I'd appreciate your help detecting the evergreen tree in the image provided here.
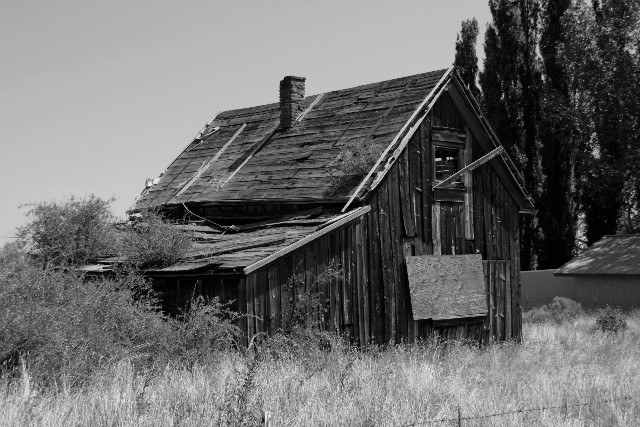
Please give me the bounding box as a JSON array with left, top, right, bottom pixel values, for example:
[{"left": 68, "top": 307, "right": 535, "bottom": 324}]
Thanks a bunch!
[
  {"left": 537, "top": 0, "right": 576, "bottom": 268},
  {"left": 480, "top": 0, "right": 543, "bottom": 269},
  {"left": 561, "top": 0, "right": 640, "bottom": 244},
  {"left": 454, "top": 18, "right": 481, "bottom": 98}
]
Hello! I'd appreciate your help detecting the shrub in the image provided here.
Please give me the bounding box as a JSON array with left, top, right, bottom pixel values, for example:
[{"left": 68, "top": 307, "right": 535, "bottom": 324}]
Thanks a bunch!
[
  {"left": 178, "top": 296, "right": 242, "bottom": 366},
  {"left": 16, "top": 195, "right": 117, "bottom": 267},
  {"left": 120, "top": 211, "right": 193, "bottom": 269},
  {"left": 0, "top": 259, "right": 240, "bottom": 388},
  {"left": 523, "top": 296, "right": 583, "bottom": 324},
  {"left": 594, "top": 306, "right": 628, "bottom": 334},
  {"left": 329, "top": 140, "right": 382, "bottom": 191}
]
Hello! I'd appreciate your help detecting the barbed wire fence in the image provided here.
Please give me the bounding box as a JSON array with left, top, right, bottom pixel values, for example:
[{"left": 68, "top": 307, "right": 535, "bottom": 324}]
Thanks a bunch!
[
  {"left": 400, "top": 395, "right": 636, "bottom": 426},
  {"left": 261, "top": 394, "right": 636, "bottom": 426}
]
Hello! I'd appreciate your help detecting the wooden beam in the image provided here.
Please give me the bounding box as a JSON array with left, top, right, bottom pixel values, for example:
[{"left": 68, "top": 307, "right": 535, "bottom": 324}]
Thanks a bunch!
[
  {"left": 433, "top": 146, "right": 504, "bottom": 189},
  {"left": 295, "top": 93, "right": 324, "bottom": 124},
  {"left": 173, "top": 123, "right": 247, "bottom": 199},
  {"left": 243, "top": 206, "right": 371, "bottom": 274},
  {"left": 222, "top": 123, "right": 279, "bottom": 186}
]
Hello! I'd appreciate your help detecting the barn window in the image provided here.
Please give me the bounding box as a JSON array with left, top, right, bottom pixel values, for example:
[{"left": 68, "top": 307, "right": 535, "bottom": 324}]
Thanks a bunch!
[{"left": 434, "top": 146, "right": 462, "bottom": 185}]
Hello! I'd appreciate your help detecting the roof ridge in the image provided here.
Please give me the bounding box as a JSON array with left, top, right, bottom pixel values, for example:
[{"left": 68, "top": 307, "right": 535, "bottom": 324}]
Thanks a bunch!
[{"left": 214, "top": 69, "right": 449, "bottom": 119}]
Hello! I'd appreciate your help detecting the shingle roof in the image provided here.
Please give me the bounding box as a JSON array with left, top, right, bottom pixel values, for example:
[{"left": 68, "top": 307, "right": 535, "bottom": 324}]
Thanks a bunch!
[
  {"left": 406, "top": 254, "right": 487, "bottom": 320},
  {"left": 554, "top": 235, "right": 640, "bottom": 275},
  {"left": 134, "top": 69, "right": 449, "bottom": 210}
]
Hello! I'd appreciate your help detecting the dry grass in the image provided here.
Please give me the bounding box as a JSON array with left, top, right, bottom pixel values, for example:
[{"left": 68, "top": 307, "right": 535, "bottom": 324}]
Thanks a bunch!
[{"left": 2, "top": 314, "right": 640, "bottom": 426}]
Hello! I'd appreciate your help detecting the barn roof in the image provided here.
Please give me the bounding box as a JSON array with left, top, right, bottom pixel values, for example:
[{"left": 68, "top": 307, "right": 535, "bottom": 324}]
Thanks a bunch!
[
  {"left": 555, "top": 235, "right": 640, "bottom": 275},
  {"left": 132, "top": 67, "right": 534, "bottom": 213}
]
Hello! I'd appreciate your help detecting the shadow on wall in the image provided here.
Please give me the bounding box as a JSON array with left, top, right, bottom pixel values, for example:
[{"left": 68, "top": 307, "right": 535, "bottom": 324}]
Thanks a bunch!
[{"left": 521, "top": 270, "right": 640, "bottom": 311}]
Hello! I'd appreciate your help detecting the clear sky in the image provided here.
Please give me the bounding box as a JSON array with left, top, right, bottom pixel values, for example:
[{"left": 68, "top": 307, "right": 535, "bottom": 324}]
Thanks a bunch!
[{"left": 0, "top": 0, "right": 491, "bottom": 245}]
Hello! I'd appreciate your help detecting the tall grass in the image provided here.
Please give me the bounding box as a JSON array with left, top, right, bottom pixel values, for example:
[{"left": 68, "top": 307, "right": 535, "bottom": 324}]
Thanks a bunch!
[{"left": 2, "top": 312, "right": 640, "bottom": 426}]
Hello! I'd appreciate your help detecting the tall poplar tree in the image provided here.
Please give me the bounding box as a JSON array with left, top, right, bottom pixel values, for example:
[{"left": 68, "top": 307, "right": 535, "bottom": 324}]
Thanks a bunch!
[
  {"left": 561, "top": 0, "right": 640, "bottom": 244},
  {"left": 454, "top": 18, "right": 481, "bottom": 98},
  {"left": 537, "top": 0, "right": 576, "bottom": 268},
  {"left": 480, "top": 0, "right": 543, "bottom": 269}
]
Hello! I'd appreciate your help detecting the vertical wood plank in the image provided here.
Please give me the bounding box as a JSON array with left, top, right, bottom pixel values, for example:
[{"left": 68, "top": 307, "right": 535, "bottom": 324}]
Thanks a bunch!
[
  {"left": 280, "top": 255, "right": 293, "bottom": 330},
  {"left": 246, "top": 273, "right": 255, "bottom": 342},
  {"left": 317, "top": 235, "right": 330, "bottom": 331},
  {"left": 361, "top": 216, "right": 370, "bottom": 345},
  {"left": 420, "top": 118, "right": 433, "bottom": 252},
  {"left": 378, "top": 179, "right": 395, "bottom": 343},
  {"left": 238, "top": 277, "right": 248, "bottom": 347},
  {"left": 369, "top": 194, "right": 384, "bottom": 344},
  {"left": 355, "top": 220, "right": 365, "bottom": 345},
  {"left": 389, "top": 164, "right": 405, "bottom": 342},
  {"left": 432, "top": 202, "right": 442, "bottom": 255},
  {"left": 410, "top": 132, "right": 423, "bottom": 240},
  {"left": 350, "top": 222, "right": 359, "bottom": 342},
  {"left": 496, "top": 262, "right": 505, "bottom": 341},
  {"left": 399, "top": 148, "right": 416, "bottom": 237},
  {"left": 328, "top": 231, "right": 339, "bottom": 332},
  {"left": 483, "top": 166, "right": 495, "bottom": 260},
  {"left": 464, "top": 127, "right": 474, "bottom": 240},
  {"left": 268, "top": 263, "right": 280, "bottom": 333},
  {"left": 341, "top": 227, "right": 352, "bottom": 327},
  {"left": 513, "top": 210, "right": 522, "bottom": 341},
  {"left": 255, "top": 269, "right": 267, "bottom": 335}
]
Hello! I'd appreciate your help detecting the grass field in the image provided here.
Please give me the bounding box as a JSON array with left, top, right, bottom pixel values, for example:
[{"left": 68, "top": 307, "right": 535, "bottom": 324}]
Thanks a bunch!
[{"left": 2, "top": 312, "right": 640, "bottom": 427}]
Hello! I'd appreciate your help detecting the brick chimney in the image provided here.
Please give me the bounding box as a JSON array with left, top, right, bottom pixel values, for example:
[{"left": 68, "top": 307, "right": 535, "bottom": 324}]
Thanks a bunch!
[{"left": 279, "top": 76, "right": 306, "bottom": 129}]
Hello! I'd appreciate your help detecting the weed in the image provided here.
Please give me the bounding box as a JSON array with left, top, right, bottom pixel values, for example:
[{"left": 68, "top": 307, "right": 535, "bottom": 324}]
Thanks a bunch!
[
  {"left": 523, "top": 296, "right": 583, "bottom": 324},
  {"left": 594, "top": 306, "right": 628, "bottom": 334}
]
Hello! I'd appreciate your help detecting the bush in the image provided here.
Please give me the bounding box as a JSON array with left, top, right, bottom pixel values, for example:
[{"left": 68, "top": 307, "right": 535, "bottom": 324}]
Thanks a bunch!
[
  {"left": 329, "top": 140, "right": 383, "bottom": 192},
  {"left": 523, "top": 296, "right": 583, "bottom": 324},
  {"left": 0, "top": 259, "right": 240, "bottom": 388},
  {"left": 121, "top": 211, "right": 193, "bottom": 269},
  {"left": 594, "top": 306, "right": 628, "bottom": 334},
  {"left": 16, "top": 195, "right": 117, "bottom": 267}
]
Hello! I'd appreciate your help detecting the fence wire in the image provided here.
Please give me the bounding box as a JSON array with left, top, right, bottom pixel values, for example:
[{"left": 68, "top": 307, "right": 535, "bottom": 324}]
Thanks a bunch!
[{"left": 401, "top": 395, "right": 636, "bottom": 426}]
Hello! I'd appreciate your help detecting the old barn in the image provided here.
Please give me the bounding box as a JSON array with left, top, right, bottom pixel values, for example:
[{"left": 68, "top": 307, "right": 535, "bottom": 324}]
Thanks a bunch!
[{"left": 98, "top": 67, "right": 535, "bottom": 345}]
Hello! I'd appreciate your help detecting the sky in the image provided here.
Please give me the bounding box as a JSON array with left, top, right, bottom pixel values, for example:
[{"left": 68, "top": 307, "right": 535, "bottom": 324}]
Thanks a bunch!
[{"left": 0, "top": 0, "right": 492, "bottom": 246}]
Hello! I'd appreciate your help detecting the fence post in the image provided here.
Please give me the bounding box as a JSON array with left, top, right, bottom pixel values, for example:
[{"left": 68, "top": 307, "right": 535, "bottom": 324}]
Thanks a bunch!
[
  {"left": 263, "top": 410, "right": 273, "bottom": 427},
  {"left": 457, "top": 406, "right": 462, "bottom": 427}
]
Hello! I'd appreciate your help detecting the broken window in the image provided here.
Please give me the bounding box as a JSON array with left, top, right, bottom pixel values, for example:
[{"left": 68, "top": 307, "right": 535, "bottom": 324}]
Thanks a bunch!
[{"left": 434, "top": 146, "right": 462, "bottom": 184}]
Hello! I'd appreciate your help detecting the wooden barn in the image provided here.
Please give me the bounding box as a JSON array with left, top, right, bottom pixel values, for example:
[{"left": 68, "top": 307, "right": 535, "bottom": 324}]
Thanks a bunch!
[
  {"left": 96, "top": 67, "right": 535, "bottom": 345},
  {"left": 553, "top": 235, "right": 640, "bottom": 310}
]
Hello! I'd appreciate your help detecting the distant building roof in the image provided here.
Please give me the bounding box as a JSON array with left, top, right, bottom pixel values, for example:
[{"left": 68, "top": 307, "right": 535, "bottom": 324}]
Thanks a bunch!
[{"left": 554, "top": 235, "right": 640, "bottom": 275}]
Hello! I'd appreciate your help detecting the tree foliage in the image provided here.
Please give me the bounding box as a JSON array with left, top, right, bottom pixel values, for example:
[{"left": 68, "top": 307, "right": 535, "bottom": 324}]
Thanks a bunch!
[
  {"left": 454, "top": 18, "right": 481, "bottom": 98},
  {"left": 458, "top": 0, "right": 640, "bottom": 268},
  {"left": 16, "top": 195, "right": 117, "bottom": 268},
  {"left": 480, "top": 0, "right": 543, "bottom": 269}
]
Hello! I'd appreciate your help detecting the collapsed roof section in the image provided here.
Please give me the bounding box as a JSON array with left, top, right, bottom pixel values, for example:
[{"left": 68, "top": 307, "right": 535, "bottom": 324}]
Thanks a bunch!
[{"left": 81, "top": 206, "right": 370, "bottom": 275}]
